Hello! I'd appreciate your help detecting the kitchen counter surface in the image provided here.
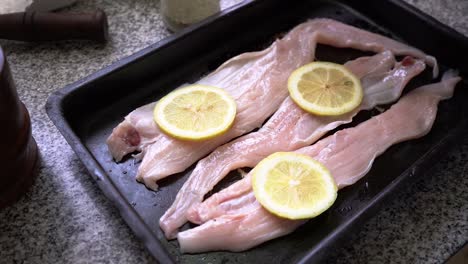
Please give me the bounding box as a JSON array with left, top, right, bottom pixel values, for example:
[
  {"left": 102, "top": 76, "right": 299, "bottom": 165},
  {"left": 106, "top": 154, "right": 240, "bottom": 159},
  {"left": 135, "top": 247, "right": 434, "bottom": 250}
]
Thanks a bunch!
[{"left": 0, "top": 0, "right": 467, "bottom": 263}]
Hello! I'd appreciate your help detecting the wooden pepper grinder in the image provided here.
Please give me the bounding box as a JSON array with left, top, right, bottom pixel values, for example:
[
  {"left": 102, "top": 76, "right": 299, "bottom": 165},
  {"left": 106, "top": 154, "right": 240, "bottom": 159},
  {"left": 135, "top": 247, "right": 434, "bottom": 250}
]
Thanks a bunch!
[{"left": 0, "top": 46, "right": 39, "bottom": 209}]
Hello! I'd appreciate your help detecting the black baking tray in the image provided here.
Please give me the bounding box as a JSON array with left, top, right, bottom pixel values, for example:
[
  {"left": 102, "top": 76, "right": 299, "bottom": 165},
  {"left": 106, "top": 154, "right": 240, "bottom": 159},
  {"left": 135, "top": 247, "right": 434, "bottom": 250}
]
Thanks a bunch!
[{"left": 45, "top": 0, "right": 468, "bottom": 263}]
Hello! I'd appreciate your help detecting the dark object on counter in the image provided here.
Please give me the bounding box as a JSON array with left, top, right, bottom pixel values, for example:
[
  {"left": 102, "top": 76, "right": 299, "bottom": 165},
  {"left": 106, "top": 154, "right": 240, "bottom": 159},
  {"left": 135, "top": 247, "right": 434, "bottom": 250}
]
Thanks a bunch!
[
  {"left": 45, "top": 0, "right": 468, "bottom": 263},
  {"left": 0, "top": 47, "right": 39, "bottom": 209},
  {"left": 0, "top": 9, "right": 108, "bottom": 42},
  {"left": 446, "top": 243, "right": 468, "bottom": 264}
]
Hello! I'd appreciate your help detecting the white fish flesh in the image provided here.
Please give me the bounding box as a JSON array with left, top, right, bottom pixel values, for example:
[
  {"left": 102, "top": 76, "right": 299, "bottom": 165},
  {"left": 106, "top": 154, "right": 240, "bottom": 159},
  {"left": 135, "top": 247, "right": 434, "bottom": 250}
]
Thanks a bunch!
[
  {"left": 178, "top": 71, "right": 461, "bottom": 253},
  {"left": 106, "top": 102, "right": 160, "bottom": 162},
  {"left": 106, "top": 18, "right": 438, "bottom": 191},
  {"left": 160, "top": 53, "right": 426, "bottom": 238},
  {"left": 134, "top": 28, "right": 315, "bottom": 190}
]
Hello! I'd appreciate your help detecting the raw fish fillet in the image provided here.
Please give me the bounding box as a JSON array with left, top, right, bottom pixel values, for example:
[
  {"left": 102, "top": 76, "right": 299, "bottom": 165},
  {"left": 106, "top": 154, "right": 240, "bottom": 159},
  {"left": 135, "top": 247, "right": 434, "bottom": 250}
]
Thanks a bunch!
[
  {"left": 107, "top": 103, "right": 159, "bottom": 162},
  {"left": 135, "top": 30, "right": 313, "bottom": 190},
  {"left": 106, "top": 18, "right": 438, "bottom": 190},
  {"left": 178, "top": 71, "right": 461, "bottom": 253},
  {"left": 160, "top": 53, "right": 426, "bottom": 238}
]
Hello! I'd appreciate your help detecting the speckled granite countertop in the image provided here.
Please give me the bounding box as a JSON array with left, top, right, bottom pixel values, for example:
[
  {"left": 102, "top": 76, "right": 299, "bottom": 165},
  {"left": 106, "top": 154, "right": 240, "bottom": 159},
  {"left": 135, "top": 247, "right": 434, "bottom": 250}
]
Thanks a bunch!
[{"left": 0, "top": 0, "right": 467, "bottom": 263}]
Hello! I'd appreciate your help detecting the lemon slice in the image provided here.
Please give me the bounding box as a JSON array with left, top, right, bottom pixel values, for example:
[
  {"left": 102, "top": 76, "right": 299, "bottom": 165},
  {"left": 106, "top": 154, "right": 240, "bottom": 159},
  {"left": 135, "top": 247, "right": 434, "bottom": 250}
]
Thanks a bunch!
[
  {"left": 288, "top": 62, "right": 363, "bottom": 116},
  {"left": 252, "top": 152, "right": 337, "bottom": 220},
  {"left": 154, "top": 84, "right": 237, "bottom": 141}
]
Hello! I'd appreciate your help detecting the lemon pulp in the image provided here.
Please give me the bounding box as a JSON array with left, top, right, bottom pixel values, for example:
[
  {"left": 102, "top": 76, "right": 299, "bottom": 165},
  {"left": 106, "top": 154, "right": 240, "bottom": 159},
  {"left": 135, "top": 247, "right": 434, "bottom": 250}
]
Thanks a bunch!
[
  {"left": 154, "top": 84, "right": 237, "bottom": 141},
  {"left": 288, "top": 62, "right": 363, "bottom": 116},
  {"left": 252, "top": 152, "right": 337, "bottom": 220}
]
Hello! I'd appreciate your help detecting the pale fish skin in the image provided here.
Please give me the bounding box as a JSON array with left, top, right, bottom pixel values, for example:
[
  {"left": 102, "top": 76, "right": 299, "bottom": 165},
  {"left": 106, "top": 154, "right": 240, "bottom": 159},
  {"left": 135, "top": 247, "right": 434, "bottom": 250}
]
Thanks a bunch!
[
  {"left": 106, "top": 18, "right": 438, "bottom": 191},
  {"left": 178, "top": 71, "right": 461, "bottom": 253},
  {"left": 160, "top": 54, "right": 426, "bottom": 239}
]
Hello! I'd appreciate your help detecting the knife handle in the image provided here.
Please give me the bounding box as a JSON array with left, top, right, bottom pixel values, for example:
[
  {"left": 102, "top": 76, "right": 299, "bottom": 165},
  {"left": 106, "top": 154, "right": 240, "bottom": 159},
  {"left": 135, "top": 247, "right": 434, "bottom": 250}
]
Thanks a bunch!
[{"left": 0, "top": 9, "right": 109, "bottom": 42}]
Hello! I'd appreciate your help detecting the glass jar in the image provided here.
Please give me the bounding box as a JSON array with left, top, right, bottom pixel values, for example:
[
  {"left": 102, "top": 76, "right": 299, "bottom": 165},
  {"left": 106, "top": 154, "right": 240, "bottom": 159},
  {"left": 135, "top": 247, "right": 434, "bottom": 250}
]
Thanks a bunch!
[{"left": 161, "top": 0, "right": 220, "bottom": 32}]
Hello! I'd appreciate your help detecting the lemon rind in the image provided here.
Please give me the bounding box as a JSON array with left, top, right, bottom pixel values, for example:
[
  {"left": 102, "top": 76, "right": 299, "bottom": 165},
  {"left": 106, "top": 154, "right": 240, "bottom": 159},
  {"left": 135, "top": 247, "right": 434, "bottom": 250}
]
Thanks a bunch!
[
  {"left": 252, "top": 152, "right": 338, "bottom": 220},
  {"left": 288, "top": 62, "right": 363, "bottom": 116},
  {"left": 154, "top": 84, "right": 237, "bottom": 141}
]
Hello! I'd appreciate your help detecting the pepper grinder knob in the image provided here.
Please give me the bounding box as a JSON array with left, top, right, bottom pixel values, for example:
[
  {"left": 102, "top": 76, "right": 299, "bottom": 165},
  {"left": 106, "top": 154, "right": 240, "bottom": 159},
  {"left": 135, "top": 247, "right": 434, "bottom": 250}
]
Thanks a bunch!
[{"left": 0, "top": 47, "right": 39, "bottom": 209}]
